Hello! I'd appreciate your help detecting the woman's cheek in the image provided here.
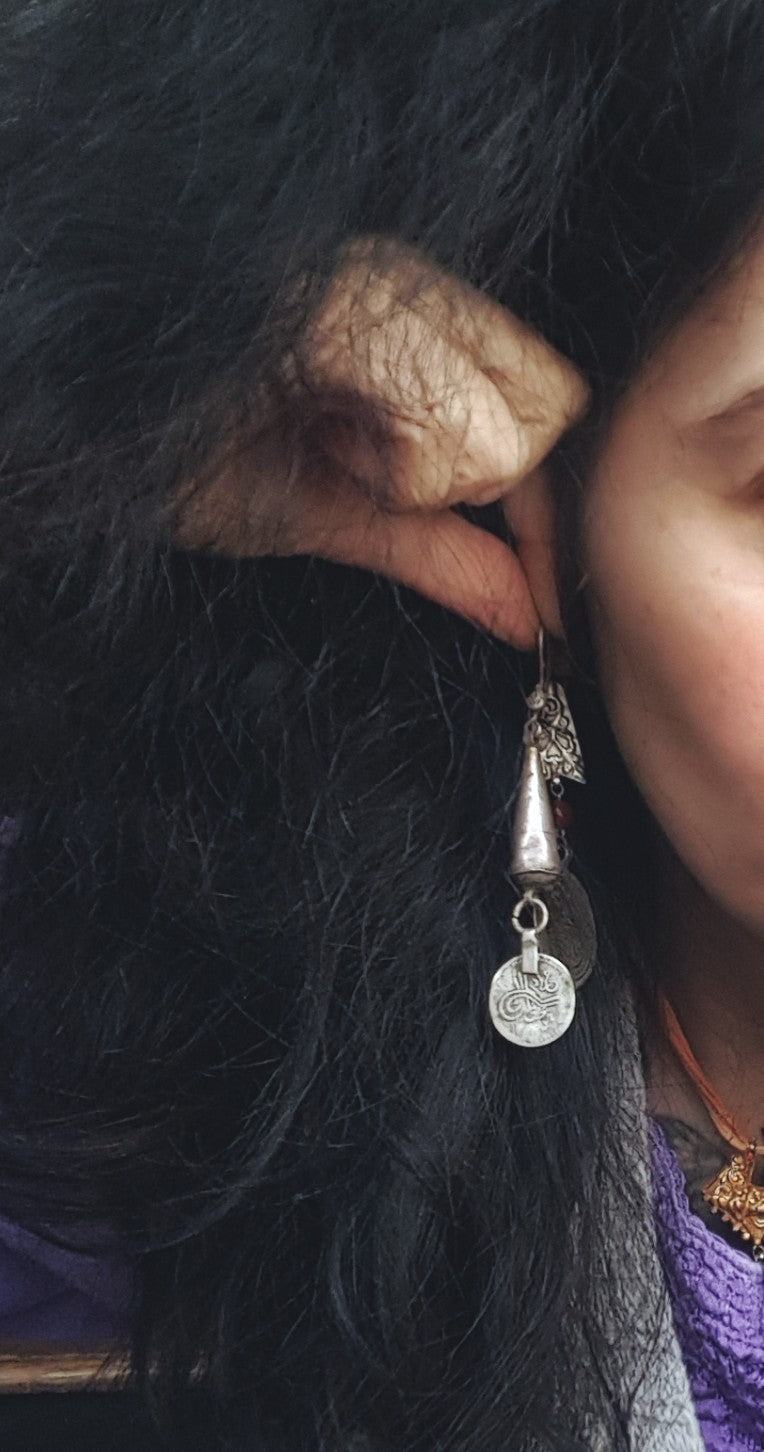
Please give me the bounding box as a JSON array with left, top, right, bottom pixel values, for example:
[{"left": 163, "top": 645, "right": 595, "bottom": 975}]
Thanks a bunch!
[{"left": 584, "top": 476, "right": 764, "bottom": 930}]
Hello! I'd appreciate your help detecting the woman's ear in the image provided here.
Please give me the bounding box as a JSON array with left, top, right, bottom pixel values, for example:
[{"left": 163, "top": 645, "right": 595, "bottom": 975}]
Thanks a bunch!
[
  {"left": 502, "top": 462, "right": 565, "bottom": 639},
  {"left": 171, "top": 236, "right": 588, "bottom": 645}
]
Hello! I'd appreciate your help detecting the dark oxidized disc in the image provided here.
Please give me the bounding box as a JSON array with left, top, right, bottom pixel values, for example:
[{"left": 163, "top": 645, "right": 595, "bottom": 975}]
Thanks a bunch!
[{"left": 538, "top": 871, "right": 597, "bottom": 988}]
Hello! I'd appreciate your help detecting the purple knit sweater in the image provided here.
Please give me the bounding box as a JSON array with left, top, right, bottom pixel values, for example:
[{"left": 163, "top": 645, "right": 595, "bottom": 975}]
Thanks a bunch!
[
  {"left": 651, "top": 1118, "right": 764, "bottom": 1450},
  {"left": 0, "top": 812, "right": 134, "bottom": 1345},
  {"left": 0, "top": 1212, "right": 133, "bottom": 1343}
]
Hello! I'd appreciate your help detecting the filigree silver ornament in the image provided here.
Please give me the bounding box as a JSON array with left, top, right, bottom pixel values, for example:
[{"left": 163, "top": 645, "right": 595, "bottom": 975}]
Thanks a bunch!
[
  {"left": 523, "top": 628, "right": 585, "bottom": 785},
  {"left": 526, "top": 679, "right": 585, "bottom": 785}
]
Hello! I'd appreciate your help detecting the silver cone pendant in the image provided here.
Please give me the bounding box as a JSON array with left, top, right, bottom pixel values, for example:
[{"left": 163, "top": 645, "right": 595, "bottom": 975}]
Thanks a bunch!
[{"left": 509, "top": 742, "right": 562, "bottom": 888}]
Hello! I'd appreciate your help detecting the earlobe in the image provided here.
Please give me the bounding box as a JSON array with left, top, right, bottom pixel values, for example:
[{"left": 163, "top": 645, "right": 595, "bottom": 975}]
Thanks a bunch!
[{"left": 503, "top": 464, "right": 565, "bottom": 640}]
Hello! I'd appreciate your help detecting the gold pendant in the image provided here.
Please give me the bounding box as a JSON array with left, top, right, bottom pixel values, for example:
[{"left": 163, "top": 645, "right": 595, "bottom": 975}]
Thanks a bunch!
[{"left": 703, "top": 1145, "right": 764, "bottom": 1260}]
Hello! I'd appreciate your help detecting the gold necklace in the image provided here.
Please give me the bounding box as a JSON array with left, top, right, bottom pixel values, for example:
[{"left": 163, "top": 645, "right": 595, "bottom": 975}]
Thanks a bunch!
[{"left": 660, "top": 993, "right": 764, "bottom": 1260}]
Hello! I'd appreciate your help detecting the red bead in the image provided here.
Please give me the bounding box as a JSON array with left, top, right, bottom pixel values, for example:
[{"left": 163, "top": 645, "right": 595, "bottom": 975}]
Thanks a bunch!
[{"left": 552, "top": 799, "right": 573, "bottom": 830}]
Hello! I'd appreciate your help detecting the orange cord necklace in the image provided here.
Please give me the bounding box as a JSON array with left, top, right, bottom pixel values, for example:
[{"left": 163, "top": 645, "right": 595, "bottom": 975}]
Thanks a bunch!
[{"left": 659, "top": 992, "right": 764, "bottom": 1259}]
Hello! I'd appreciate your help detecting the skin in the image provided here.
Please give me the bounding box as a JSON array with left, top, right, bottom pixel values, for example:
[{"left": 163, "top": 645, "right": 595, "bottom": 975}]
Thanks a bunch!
[
  {"left": 582, "top": 224, "right": 764, "bottom": 1158},
  {"left": 170, "top": 238, "right": 587, "bottom": 645},
  {"left": 584, "top": 228, "right": 764, "bottom": 943}
]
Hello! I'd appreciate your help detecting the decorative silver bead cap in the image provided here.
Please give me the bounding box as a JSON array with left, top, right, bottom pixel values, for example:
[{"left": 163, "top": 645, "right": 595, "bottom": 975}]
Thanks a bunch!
[{"left": 509, "top": 742, "right": 562, "bottom": 888}]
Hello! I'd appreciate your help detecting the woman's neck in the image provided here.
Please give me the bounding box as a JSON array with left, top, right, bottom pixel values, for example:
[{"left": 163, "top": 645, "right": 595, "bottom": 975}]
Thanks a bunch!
[{"left": 648, "top": 843, "right": 764, "bottom": 1142}]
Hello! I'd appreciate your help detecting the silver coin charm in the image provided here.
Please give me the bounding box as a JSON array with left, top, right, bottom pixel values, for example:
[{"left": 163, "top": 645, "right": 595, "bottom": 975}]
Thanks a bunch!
[
  {"left": 489, "top": 951, "right": 576, "bottom": 1048},
  {"left": 538, "top": 872, "right": 597, "bottom": 988}
]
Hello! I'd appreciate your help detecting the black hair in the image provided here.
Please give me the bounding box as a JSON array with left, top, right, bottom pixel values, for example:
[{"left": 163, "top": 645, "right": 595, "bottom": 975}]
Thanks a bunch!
[{"left": 0, "top": 1, "right": 762, "bottom": 1447}]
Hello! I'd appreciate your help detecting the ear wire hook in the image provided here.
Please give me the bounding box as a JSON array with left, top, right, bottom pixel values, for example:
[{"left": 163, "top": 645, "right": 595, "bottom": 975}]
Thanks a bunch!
[{"left": 538, "top": 626, "right": 549, "bottom": 692}]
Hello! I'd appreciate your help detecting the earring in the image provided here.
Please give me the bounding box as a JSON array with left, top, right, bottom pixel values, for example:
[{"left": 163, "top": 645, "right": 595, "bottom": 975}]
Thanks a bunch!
[{"left": 488, "top": 631, "right": 596, "bottom": 1048}]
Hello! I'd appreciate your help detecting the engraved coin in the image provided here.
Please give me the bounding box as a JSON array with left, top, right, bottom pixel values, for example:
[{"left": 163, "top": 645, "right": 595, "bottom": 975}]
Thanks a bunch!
[
  {"left": 538, "top": 871, "right": 597, "bottom": 988},
  {"left": 489, "top": 953, "right": 576, "bottom": 1047}
]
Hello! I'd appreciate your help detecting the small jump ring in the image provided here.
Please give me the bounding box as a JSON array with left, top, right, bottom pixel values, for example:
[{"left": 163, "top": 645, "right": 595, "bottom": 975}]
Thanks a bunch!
[{"left": 511, "top": 890, "right": 549, "bottom": 935}]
